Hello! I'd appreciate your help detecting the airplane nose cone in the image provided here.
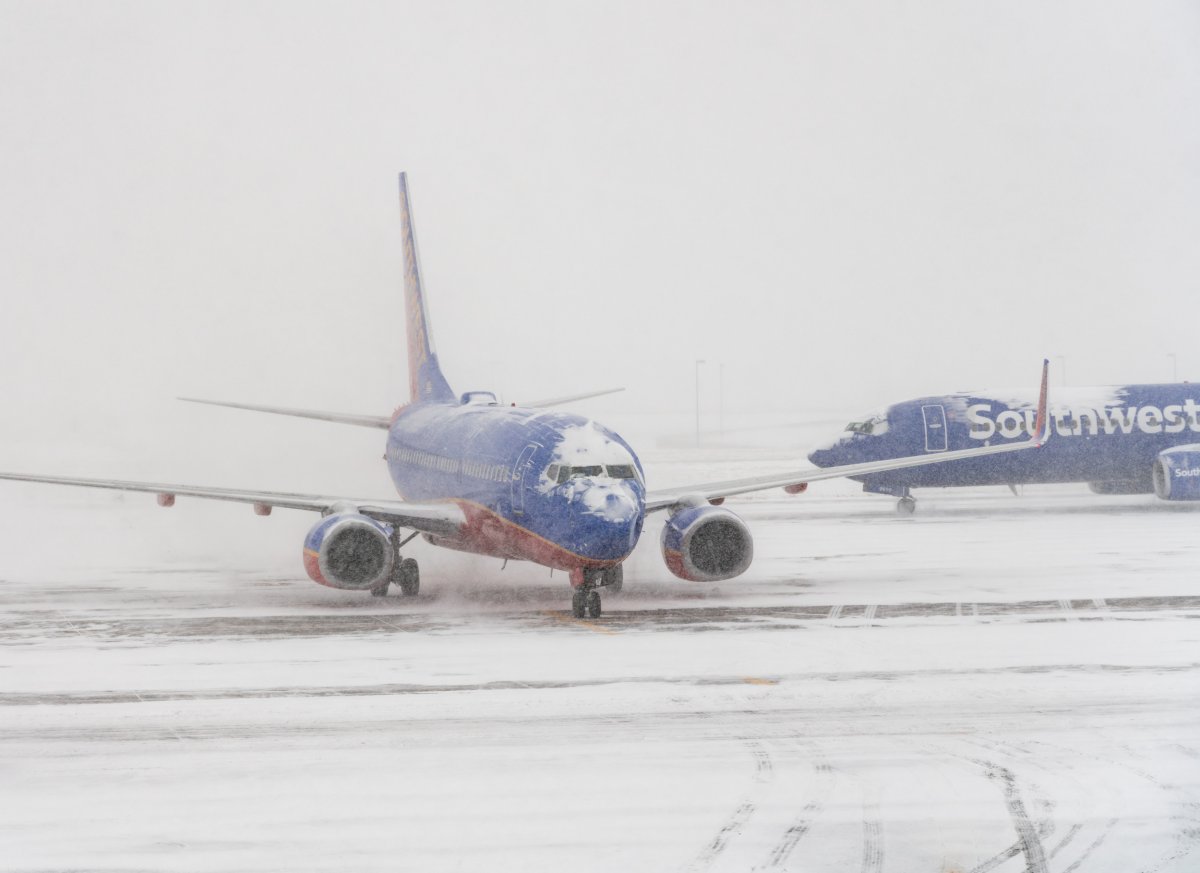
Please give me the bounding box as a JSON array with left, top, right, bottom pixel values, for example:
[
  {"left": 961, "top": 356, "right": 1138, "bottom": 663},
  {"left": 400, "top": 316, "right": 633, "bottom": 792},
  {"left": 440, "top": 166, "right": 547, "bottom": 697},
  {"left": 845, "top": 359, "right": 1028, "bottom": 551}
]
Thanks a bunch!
[
  {"left": 567, "top": 482, "right": 644, "bottom": 559},
  {"left": 808, "top": 446, "right": 834, "bottom": 468}
]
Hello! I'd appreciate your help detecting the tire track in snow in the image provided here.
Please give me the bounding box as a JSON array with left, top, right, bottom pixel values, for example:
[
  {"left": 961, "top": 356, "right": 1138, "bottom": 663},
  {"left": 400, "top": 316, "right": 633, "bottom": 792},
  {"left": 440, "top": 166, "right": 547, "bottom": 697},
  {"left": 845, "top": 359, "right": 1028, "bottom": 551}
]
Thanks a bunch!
[
  {"left": 987, "top": 764, "right": 1049, "bottom": 873},
  {"left": 1059, "top": 818, "right": 1118, "bottom": 873},
  {"left": 687, "top": 740, "right": 773, "bottom": 870},
  {"left": 860, "top": 798, "right": 883, "bottom": 873},
  {"left": 760, "top": 756, "right": 836, "bottom": 869}
]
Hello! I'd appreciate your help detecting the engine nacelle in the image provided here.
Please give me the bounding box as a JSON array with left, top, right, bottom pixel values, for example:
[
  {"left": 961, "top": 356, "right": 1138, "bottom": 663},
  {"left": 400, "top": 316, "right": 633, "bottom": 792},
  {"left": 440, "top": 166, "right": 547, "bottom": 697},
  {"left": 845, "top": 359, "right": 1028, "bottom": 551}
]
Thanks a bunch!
[
  {"left": 303, "top": 510, "right": 394, "bottom": 589},
  {"left": 1153, "top": 445, "right": 1200, "bottom": 501},
  {"left": 661, "top": 505, "right": 753, "bottom": 582}
]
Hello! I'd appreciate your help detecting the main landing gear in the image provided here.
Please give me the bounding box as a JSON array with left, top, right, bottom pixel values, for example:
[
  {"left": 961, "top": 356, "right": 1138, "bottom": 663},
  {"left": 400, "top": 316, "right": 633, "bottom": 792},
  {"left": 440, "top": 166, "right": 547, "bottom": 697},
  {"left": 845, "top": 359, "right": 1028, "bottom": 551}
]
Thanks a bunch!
[
  {"left": 371, "top": 532, "right": 422, "bottom": 597},
  {"left": 896, "top": 495, "right": 917, "bottom": 516},
  {"left": 569, "top": 565, "right": 623, "bottom": 619}
]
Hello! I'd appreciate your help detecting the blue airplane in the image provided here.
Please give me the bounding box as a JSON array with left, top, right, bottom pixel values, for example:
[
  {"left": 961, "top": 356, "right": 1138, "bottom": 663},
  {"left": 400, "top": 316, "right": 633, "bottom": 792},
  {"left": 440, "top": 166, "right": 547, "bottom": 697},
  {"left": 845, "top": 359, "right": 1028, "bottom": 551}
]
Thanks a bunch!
[
  {"left": 0, "top": 175, "right": 1052, "bottom": 618},
  {"left": 808, "top": 383, "right": 1200, "bottom": 514}
]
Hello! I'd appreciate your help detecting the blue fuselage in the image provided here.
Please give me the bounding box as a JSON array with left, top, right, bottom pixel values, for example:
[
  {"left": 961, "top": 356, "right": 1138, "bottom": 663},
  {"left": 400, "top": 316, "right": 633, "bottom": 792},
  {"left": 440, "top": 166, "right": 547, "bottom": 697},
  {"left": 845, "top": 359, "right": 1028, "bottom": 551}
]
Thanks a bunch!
[
  {"left": 809, "top": 384, "right": 1200, "bottom": 494},
  {"left": 386, "top": 400, "right": 646, "bottom": 570}
]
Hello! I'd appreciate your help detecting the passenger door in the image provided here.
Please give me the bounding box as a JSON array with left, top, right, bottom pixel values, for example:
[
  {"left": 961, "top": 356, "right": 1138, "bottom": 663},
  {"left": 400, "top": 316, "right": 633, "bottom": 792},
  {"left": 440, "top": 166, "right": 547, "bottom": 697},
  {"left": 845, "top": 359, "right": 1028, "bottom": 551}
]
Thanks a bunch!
[
  {"left": 922, "top": 405, "right": 948, "bottom": 452},
  {"left": 511, "top": 444, "right": 539, "bottom": 515}
]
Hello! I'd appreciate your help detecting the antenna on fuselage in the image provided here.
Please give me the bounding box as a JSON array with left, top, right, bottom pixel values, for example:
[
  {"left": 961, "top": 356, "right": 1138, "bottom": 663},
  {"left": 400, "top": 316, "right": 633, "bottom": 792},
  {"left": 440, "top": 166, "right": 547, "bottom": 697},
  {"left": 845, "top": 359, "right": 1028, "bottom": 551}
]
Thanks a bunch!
[{"left": 398, "top": 173, "right": 456, "bottom": 405}]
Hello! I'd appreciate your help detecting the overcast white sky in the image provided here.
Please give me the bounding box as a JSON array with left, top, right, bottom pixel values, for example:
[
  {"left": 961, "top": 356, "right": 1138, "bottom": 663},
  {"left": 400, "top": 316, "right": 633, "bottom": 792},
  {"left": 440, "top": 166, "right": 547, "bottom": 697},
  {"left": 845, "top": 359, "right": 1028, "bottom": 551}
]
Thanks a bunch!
[{"left": 2, "top": 1, "right": 1199, "bottom": 471}]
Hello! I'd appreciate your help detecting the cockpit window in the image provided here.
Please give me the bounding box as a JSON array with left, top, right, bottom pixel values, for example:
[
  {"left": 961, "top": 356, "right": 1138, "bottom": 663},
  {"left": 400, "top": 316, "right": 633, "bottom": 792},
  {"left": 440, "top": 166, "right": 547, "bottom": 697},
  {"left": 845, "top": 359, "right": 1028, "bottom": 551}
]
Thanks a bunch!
[
  {"left": 844, "top": 415, "right": 889, "bottom": 436},
  {"left": 552, "top": 464, "right": 641, "bottom": 484},
  {"left": 558, "top": 465, "right": 604, "bottom": 483},
  {"left": 605, "top": 464, "right": 638, "bottom": 480}
]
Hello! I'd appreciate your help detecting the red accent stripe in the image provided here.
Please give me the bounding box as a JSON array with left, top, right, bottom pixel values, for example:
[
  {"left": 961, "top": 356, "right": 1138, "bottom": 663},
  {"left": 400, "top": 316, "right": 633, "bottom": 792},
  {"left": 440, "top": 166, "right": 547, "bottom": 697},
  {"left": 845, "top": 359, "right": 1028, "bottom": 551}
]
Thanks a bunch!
[{"left": 442, "top": 500, "right": 625, "bottom": 572}]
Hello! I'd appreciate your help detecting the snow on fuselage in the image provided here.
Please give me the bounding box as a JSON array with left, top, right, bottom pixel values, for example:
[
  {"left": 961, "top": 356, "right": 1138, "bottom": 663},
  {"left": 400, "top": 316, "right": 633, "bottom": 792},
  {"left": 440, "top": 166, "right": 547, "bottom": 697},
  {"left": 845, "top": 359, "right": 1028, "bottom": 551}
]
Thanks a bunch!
[{"left": 386, "top": 401, "right": 645, "bottom": 570}]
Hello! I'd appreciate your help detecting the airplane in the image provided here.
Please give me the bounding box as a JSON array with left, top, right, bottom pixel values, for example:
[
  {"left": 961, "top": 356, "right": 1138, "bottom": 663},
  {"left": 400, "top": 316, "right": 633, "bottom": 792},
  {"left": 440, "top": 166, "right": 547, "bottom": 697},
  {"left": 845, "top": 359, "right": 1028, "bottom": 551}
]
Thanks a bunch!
[
  {"left": 0, "top": 174, "right": 1052, "bottom": 619},
  {"left": 807, "top": 383, "right": 1200, "bottom": 513}
]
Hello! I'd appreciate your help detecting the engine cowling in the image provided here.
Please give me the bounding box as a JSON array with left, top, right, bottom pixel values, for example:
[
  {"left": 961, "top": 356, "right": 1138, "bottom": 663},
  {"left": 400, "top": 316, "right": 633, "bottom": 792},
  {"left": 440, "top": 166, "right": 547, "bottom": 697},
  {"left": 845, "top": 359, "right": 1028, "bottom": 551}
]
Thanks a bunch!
[
  {"left": 661, "top": 505, "right": 753, "bottom": 582},
  {"left": 1153, "top": 445, "right": 1200, "bottom": 501},
  {"left": 303, "top": 510, "right": 394, "bottom": 589}
]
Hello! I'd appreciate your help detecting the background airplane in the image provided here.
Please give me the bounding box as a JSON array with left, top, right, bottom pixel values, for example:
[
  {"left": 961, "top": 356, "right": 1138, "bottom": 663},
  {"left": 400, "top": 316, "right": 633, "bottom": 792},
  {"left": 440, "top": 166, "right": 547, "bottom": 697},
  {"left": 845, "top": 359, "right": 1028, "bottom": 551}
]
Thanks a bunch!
[
  {"left": 808, "top": 383, "right": 1200, "bottom": 513},
  {"left": 0, "top": 175, "right": 1051, "bottom": 618}
]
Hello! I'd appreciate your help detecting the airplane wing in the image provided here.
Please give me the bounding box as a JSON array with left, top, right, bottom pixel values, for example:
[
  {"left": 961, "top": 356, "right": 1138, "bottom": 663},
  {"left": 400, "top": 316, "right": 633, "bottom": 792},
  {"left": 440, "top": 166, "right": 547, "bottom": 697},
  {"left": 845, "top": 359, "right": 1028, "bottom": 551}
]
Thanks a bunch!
[
  {"left": 645, "top": 359, "right": 1051, "bottom": 513},
  {"left": 0, "top": 472, "right": 464, "bottom": 535},
  {"left": 178, "top": 397, "right": 391, "bottom": 429},
  {"left": 518, "top": 387, "right": 625, "bottom": 408}
]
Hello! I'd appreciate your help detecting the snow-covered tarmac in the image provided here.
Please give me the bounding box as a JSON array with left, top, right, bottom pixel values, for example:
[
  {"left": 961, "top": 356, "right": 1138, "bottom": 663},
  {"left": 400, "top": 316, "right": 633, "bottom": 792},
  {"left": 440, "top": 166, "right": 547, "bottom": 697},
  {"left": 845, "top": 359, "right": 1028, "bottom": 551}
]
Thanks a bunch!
[{"left": 2, "top": 480, "right": 1199, "bottom": 871}]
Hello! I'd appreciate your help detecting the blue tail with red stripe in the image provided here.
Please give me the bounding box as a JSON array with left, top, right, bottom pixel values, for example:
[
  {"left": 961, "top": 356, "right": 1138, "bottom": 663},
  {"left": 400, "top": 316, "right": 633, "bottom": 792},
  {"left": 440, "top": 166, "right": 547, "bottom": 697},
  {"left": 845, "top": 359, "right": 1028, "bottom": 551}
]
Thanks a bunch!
[{"left": 399, "top": 173, "right": 456, "bottom": 405}]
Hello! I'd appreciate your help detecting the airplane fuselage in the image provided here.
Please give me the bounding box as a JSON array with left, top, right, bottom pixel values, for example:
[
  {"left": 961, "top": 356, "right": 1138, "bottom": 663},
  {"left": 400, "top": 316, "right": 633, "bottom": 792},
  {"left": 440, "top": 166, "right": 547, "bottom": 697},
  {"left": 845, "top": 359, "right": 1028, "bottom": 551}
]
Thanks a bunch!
[
  {"left": 386, "top": 400, "right": 646, "bottom": 571},
  {"left": 809, "top": 383, "right": 1200, "bottom": 494}
]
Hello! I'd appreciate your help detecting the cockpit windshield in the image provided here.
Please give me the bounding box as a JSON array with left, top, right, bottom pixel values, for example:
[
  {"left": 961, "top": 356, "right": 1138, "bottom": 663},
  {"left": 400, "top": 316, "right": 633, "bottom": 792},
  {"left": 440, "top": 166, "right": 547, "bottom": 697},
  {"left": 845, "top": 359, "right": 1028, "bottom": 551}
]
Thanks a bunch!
[
  {"left": 844, "top": 414, "right": 889, "bottom": 436},
  {"left": 547, "top": 463, "right": 641, "bottom": 484}
]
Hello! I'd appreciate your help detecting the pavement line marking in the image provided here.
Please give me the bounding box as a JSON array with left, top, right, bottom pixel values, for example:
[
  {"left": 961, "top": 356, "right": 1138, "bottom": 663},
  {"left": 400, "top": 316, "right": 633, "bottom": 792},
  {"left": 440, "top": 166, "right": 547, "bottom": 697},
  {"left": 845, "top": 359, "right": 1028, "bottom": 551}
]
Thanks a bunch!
[
  {"left": 864, "top": 604, "right": 878, "bottom": 622},
  {"left": 538, "top": 610, "right": 619, "bottom": 635},
  {"left": 742, "top": 677, "right": 779, "bottom": 686},
  {"left": 1058, "top": 599, "right": 1077, "bottom": 622},
  {"left": 827, "top": 605, "right": 843, "bottom": 620}
]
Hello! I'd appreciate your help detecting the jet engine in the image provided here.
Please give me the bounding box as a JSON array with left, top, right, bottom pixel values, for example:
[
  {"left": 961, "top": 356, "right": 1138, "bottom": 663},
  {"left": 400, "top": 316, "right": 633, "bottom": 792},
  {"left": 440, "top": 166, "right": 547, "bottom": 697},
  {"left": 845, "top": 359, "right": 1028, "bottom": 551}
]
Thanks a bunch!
[
  {"left": 661, "top": 504, "right": 753, "bottom": 582},
  {"left": 303, "top": 509, "right": 394, "bottom": 589},
  {"left": 1152, "top": 445, "right": 1200, "bottom": 501}
]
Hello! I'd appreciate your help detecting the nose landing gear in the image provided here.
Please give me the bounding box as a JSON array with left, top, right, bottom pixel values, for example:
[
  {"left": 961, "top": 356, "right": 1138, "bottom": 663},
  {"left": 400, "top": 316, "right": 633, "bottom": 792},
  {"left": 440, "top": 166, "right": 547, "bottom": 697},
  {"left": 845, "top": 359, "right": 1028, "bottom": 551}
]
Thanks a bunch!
[
  {"left": 896, "top": 494, "right": 917, "bottom": 515},
  {"left": 569, "top": 565, "right": 623, "bottom": 618}
]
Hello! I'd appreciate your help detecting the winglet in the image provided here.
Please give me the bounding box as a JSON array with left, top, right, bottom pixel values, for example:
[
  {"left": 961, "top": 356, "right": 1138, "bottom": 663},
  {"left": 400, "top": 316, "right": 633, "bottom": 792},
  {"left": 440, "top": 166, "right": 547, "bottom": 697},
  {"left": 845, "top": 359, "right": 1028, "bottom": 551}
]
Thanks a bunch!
[
  {"left": 1033, "top": 358, "right": 1050, "bottom": 446},
  {"left": 398, "top": 173, "right": 456, "bottom": 404}
]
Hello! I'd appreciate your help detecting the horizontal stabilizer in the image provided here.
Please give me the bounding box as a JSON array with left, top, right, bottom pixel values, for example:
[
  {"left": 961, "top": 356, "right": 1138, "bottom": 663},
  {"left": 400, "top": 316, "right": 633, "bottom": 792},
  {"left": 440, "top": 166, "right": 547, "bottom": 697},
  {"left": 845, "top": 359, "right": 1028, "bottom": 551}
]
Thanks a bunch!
[
  {"left": 519, "top": 387, "right": 625, "bottom": 409},
  {"left": 179, "top": 398, "right": 390, "bottom": 429}
]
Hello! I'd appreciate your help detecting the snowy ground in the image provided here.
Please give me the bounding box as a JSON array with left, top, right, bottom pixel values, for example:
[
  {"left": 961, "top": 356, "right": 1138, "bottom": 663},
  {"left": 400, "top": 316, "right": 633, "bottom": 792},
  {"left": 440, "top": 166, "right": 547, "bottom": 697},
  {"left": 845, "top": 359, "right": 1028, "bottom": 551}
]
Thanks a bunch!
[{"left": 2, "top": 470, "right": 1199, "bottom": 872}]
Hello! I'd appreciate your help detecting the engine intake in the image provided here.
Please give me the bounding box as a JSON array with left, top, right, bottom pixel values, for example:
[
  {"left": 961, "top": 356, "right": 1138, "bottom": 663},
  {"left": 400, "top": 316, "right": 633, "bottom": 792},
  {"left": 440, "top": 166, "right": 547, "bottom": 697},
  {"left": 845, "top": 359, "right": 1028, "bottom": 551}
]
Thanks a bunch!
[
  {"left": 1153, "top": 445, "right": 1200, "bottom": 501},
  {"left": 303, "top": 510, "right": 394, "bottom": 589},
  {"left": 661, "top": 505, "right": 753, "bottom": 582}
]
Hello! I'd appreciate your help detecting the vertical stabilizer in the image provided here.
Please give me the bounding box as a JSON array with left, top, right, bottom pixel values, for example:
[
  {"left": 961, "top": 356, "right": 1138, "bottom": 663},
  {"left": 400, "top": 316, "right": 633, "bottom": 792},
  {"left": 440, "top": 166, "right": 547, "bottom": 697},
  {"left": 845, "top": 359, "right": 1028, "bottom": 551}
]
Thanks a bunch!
[{"left": 399, "top": 173, "right": 456, "bottom": 404}]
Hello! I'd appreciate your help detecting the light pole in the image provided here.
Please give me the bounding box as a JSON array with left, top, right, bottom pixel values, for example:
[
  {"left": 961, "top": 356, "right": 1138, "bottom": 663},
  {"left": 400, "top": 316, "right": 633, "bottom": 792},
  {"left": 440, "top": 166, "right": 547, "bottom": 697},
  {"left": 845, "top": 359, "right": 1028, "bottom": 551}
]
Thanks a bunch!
[
  {"left": 1168, "top": 352, "right": 1178, "bottom": 382},
  {"left": 695, "top": 359, "right": 706, "bottom": 447},
  {"left": 719, "top": 363, "right": 724, "bottom": 437}
]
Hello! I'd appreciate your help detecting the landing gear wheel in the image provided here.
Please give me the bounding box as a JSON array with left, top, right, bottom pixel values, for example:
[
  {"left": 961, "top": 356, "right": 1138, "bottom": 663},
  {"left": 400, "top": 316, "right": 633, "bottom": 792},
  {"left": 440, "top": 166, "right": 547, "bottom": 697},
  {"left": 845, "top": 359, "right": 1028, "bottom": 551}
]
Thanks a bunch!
[
  {"left": 603, "top": 564, "right": 623, "bottom": 593},
  {"left": 397, "top": 558, "right": 420, "bottom": 597},
  {"left": 585, "top": 589, "right": 602, "bottom": 619},
  {"left": 896, "top": 496, "right": 917, "bottom": 516},
  {"left": 571, "top": 590, "right": 587, "bottom": 619},
  {"left": 370, "top": 581, "right": 390, "bottom": 597}
]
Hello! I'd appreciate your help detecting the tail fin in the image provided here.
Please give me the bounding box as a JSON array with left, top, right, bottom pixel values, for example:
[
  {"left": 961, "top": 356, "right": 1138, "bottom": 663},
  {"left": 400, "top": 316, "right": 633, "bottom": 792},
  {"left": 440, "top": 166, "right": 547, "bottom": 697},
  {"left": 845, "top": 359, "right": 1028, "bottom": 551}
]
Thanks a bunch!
[{"left": 399, "top": 173, "right": 456, "bottom": 404}]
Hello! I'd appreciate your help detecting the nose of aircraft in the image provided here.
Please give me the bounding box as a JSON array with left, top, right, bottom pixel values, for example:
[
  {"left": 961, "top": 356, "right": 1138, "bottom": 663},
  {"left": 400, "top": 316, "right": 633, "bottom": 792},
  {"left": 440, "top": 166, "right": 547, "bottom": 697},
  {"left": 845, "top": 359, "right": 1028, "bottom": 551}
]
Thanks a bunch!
[{"left": 567, "top": 482, "right": 644, "bottom": 558}]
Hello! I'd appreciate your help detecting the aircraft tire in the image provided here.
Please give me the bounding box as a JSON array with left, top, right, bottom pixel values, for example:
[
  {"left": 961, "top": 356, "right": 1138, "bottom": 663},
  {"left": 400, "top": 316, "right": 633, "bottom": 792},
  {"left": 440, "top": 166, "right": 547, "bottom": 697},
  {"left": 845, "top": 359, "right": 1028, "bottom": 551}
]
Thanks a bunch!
[
  {"left": 585, "top": 590, "right": 602, "bottom": 619},
  {"left": 896, "top": 496, "right": 917, "bottom": 516},
  {"left": 604, "top": 564, "right": 623, "bottom": 593},
  {"left": 571, "top": 590, "right": 587, "bottom": 619},
  {"left": 398, "top": 558, "right": 420, "bottom": 596},
  {"left": 370, "top": 581, "right": 390, "bottom": 597}
]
